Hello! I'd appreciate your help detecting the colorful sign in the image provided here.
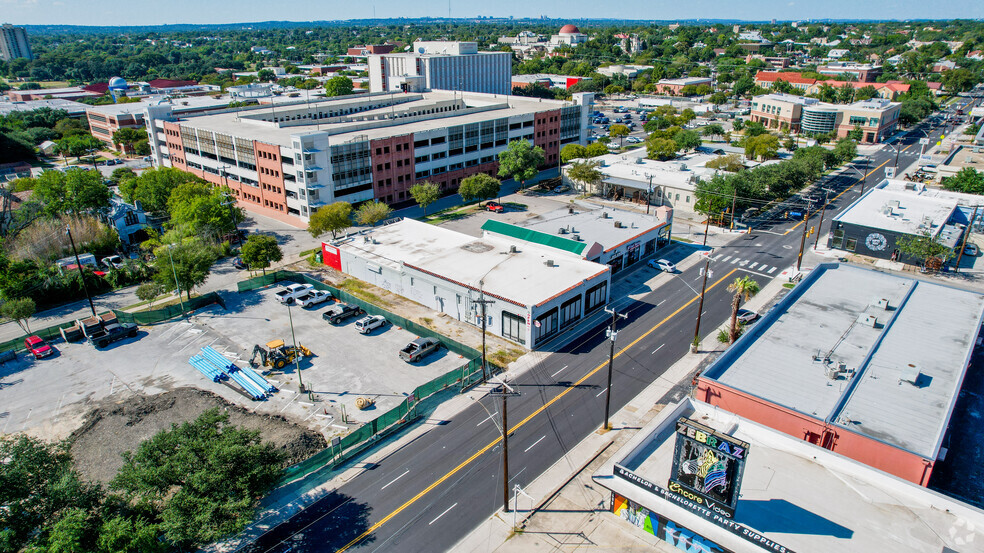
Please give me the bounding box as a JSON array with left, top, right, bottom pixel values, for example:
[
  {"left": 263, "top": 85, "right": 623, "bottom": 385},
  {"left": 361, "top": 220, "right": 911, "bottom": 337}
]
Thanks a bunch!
[
  {"left": 613, "top": 493, "right": 732, "bottom": 553},
  {"left": 669, "top": 418, "right": 750, "bottom": 519}
]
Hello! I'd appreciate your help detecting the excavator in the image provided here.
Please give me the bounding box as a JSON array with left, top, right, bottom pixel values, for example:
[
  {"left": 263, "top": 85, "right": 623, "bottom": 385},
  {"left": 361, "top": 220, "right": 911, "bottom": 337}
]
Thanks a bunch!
[{"left": 249, "top": 339, "right": 312, "bottom": 370}]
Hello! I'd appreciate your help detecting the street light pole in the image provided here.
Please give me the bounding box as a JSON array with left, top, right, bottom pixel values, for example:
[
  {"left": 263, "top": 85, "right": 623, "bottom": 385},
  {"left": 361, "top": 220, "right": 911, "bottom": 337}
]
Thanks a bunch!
[
  {"left": 692, "top": 254, "right": 711, "bottom": 353},
  {"left": 489, "top": 376, "right": 517, "bottom": 513},
  {"left": 729, "top": 187, "right": 737, "bottom": 231},
  {"left": 860, "top": 155, "right": 869, "bottom": 194},
  {"left": 646, "top": 174, "right": 653, "bottom": 215},
  {"left": 472, "top": 281, "right": 495, "bottom": 383},
  {"left": 286, "top": 302, "right": 308, "bottom": 398},
  {"left": 166, "top": 244, "right": 185, "bottom": 314},
  {"left": 602, "top": 307, "right": 627, "bottom": 431},
  {"left": 65, "top": 225, "right": 97, "bottom": 318},
  {"left": 813, "top": 189, "right": 831, "bottom": 250},
  {"left": 796, "top": 200, "right": 813, "bottom": 272}
]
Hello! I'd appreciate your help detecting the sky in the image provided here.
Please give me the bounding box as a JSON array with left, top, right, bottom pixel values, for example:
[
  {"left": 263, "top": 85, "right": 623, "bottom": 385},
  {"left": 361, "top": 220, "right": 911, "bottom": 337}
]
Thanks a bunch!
[{"left": 1, "top": 0, "right": 982, "bottom": 27}]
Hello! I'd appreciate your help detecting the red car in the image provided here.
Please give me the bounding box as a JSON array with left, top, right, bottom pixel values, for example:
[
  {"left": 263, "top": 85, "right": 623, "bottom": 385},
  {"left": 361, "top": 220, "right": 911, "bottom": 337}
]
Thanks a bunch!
[
  {"left": 24, "top": 335, "right": 54, "bottom": 359},
  {"left": 485, "top": 201, "right": 504, "bottom": 213}
]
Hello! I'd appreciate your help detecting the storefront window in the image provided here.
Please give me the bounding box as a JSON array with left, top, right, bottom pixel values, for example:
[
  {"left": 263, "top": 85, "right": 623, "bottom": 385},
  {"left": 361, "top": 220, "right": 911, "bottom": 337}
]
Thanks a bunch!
[
  {"left": 501, "top": 311, "right": 526, "bottom": 345},
  {"left": 561, "top": 296, "right": 581, "bottom": 328}
]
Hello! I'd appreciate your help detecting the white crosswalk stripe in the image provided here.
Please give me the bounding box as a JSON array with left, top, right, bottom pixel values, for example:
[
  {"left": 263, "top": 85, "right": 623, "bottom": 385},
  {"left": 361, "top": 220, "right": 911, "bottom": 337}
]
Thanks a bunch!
[
  {"left": 721, "top": 255, "right": 732, "bottom": 262},
  {"left": 730, "top": 257, "right": 739, "bottom": 264},
  {"left": 749, "top": 262, "right": 758, "bottom": 269},
  {"left": 767, "top": 266, "right": 777, "bottom": 274}
]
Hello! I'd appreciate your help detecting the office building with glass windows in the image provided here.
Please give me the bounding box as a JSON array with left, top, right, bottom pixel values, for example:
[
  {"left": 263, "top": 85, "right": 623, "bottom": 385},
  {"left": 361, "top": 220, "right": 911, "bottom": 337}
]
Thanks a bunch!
[{"left": 750, "top": 93, "right": 900, "bottom": 143}]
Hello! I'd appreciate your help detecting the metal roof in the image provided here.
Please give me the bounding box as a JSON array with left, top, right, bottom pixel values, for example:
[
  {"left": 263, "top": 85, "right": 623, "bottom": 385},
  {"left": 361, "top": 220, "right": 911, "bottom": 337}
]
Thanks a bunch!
[{"left": 481, "top": 219, "right": 587, "bottom": 256}]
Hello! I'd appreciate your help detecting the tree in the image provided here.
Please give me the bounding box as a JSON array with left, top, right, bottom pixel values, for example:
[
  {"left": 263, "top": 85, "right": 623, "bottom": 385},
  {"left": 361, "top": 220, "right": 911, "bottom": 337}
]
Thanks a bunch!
[
  {"left": 1, "top": 297, "right": 35, "bottom": 333},
  {"left": 33, "top": 169, "right": 110, "bottom": 216},
  {"left": 130, "top": 167, "right": 201, "bottom": 214},
  {"left": 152, "top": 238, "right": 218, "bottom": 301},
  {"left": 745, "top": 134, "right": 780, "bottom": 160},
  {"left": 135, "top": 282, "right": 164, "bottom": 309},
  {"left": 409, "top": 182, "right": 440, "bottom": 216},
  {"left": 256, "top": 69, "right": 276, "bottom": 82},
  {"left": 608, "top": 124, "right": 630, "bottom": 147},
  {"left": 942, "top": 167, "right": 984, "bottom": 195},
  {"left": 111, "top": 128, "right": 143, "bottom": 155},
  {"left": 771, "top": 79, "right": 793, "bottom": 94},
  {"left": 847, "top": 125, "right": 864, "bottom": 141},
  {"left": 855, "top": 85, "right": 878, "bottom": 101},
  {"left": 323, "top": 76, "right": 354, "bottom": 96},
  {"left": 673, "top": 129, "right": 702, "bottom": 152},
  {"left": 355, "top": 201, "right": 392, "bottom": 227},
  {"left": 705, "top": 154, "right": 744, "bottom": 172},
  {"left": 111, "top": 408, "right": 283, "bottom": 548},
  {"left": 727, "top": 276, "right": 760, "bottom": 343},
  {"left": 497, "top": 140, "right": 545, "bottom": 190},
  {"left": 308, "top": 201, "right": 351, "bottom": 239},
  {"left": 56, "top": 135, "right": 102, "bottom": 163},
  {"left": 743, "top": 120, "right": 767, "bottom": 137},
  {"left": 560, "top": 143, "right": 587, "bottom": 163},
  {"left": 166, "top": 182, "right": 244, "bottom": 240},
  {"left": 837, "top": 83, "right": 855, "bottom": 104},
  {"left": 647, "top": 137, "right": 679, "bottom": 161},
  {"left": 109, "top": 166, "right": 136, "bottom": 187},
  {"left": 239, "top": 234, "right": 283, "bottom": 275},
  {"left": 459, "top": 173, "right": 501, "bottom": 202},
  {"left": 895, "top": 232, "right": 952, "bottom": 270},
  {"left": 585, "top": 142, "right": 609, "bottom": 157},
  {"left": 942, "top": 68, "right": 976, "bottom": 93},
  {"left": 565, "top": 160, "right": 603, "bottom": 193},
  {"left": 833, "top": 137, "right": 858, "bottom": 164},
  {"left": 701, "top": 124, "right": 725, "bottom": 140},
  {"left": 732, "top": 118, "right": 745, "bottom": 132}
]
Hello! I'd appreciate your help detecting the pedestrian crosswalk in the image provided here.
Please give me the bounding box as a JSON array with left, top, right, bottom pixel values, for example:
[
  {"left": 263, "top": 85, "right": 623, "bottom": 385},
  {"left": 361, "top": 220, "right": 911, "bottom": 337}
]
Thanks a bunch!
[{"left": 713, "top": 254, "right": 780, "bottom": 275}]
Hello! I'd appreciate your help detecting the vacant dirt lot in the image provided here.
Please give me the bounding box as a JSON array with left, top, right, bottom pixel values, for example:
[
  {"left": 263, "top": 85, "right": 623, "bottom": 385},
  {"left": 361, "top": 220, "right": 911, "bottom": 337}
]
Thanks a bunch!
[{"left": 69, "top": 387, "right": 326, "bottom": 484}]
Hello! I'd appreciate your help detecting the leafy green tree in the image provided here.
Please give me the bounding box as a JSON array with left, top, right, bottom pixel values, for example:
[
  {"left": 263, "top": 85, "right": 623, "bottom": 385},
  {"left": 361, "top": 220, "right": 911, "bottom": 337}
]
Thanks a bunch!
[
  {"left": 705, "top": 154, "right": 744, "bottom": 172},
  {"left": 608, "top": 123, "right": 630, "bottom": 147},
  {"left": 308, "top": 201, "right": 352, "bottom": 238},
  {"left": 646, "top": 137, "right": 679, "bottom": 161},
  {"left": 771, "top": 79, "right": 793, "bottom": 94},
  {"left": 135, "top": 282, "right": 164, "bottom": 309},
  {"left": 239, "top": 234, "right": 283, "bottom": 275},
  {"left": 42, "top": 507, "right": 92, "bottom": 553},
  {"left": 323, "top": 75, "right": 354, "bottom": 96},
  {"left": 895, "top": 232, "right": 952, "bottom": 270},
  {"left": 111, "top": 408, "right": 283, "bottom": 548},
  {"left": 942, "top": 68, "right": 976, "bottom": 93},
  {"left": 744, "top": 134, "right": 780, "bottom": 160},
  {"left": 817, "top": 83, "right": 838, "bottom": 103},
  {"left": 833, "top": 138, "right": 858, "bottom": 165},
  {"left": 855, "top": 85, "right": 878, "bottom": 101},
  {"left": 34, "top": 169, "right": 110, "bottom": 216},
  {"left": 732, "top": 118, "right": 745, "bottom": 132},
  {"left": 727, "top": 276, "right": 760, "bottom": 343},
  {"left": 497, "top": 140, "right": 545, "bottom": 190},
  {"left": 109, "top": 167, "right": 136, "bottom": 187},
  {"left": 585, "top": 142, "right": 609, "bottom": 157},
  {"left": 111, "top": 128, "right": 143, "bottom": 155},
  {"left": 701, "top": 124, "right": 725, "bottom": 140},
  {"left": 94, "top": 515, "right": 168, "bottom": 553},
  {"left": 130, "top": 167, "right": 201, "bottom": 214},
  {"left": 565, "top": 160, "right": 603, "bottom": 193},
  {"left": 1, "top": 297, "right": 35, "bottom": 333},
  {"left": 409, "top": 182, "right": 440, "bottom": 216},
  {"left": 560, "top": 143, "right": 587, "bottom": 163},
  {"left": 743, "top": 120, "right": 766, "bottom": 137},
  {"left": 354, "top": 201, "right": 393, "bottom": 227},
  {"left": 166, "top": 182, "right": 244, "bottom": 239},
  {"left": 942, "top": 167, "right": 984, "bottom": 195},
  {"left": 256, "top": 69, "right": 276, "bottom": 82},
  {"left": 152, "top": 238, "right": 218, "bottom": 301},
  {"left": 694, "top": 174, "right": 734, "bottom": 221},
  {"left": 56, "top": 135, "right": 102, "bottom": 163},
  {"left": 459, "top": 173, "right": 501, "bottom": 202},
  {"left": 847, "top": 126, "right": 864, "bottom": 141},
  {"left": 673, "top": 129, "right": 702, "bottom": 152}
]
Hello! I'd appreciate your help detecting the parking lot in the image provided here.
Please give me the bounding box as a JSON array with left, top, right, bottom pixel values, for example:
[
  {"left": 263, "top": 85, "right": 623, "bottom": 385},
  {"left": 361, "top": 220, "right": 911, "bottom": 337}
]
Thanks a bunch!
[{"left": 0, "top": 285, "right": 467, "bottom": 444}]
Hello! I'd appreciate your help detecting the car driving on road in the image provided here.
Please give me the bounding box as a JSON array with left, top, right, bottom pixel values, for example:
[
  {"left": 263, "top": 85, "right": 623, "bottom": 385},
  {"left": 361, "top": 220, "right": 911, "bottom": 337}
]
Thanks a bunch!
[{"left": 648, "top": 259, "right": 676, "bottom": 273}]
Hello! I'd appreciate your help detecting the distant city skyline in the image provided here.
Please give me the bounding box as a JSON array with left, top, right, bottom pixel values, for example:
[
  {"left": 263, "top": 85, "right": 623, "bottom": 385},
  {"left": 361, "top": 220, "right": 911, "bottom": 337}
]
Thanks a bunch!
[{"left": 1, "top": 0, "right": 982, "bottom": 27}]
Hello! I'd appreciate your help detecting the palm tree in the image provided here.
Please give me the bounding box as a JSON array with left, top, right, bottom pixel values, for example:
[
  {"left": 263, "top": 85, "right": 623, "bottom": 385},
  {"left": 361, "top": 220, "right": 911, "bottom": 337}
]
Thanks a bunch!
[{"left": 727, "top": 276, "right": 760, "bottom": 343}]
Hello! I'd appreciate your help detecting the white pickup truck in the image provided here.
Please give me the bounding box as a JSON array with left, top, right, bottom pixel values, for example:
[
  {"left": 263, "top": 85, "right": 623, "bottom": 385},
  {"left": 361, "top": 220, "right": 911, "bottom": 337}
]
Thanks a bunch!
[{"left": 274, "top": 283, "right": 314, "bottom": 304}]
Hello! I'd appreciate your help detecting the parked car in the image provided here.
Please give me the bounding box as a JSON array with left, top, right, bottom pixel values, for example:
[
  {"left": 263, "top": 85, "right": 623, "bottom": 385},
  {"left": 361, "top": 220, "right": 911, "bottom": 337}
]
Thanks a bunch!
[
  {"left": 322, "top": 303, "right": 364, "bottom": 324},
  {"left": 355, "top": 315, "right": 388, "bottom": 334},
  {"left": 296, "top": 289, "right": 332, "bottom": 308},
  {"left": 24, "top": 335, "right": 54, "bottom": 359},
  {"left": 101, "top": 255, "right": 124, "bottom": 269},
  {"left": 626, "top": 136, "right": 642, "bottom": 144},
  {"left": 964, "top": 243, "right": 979, "bottom": 257},
  {"left": 274, "top": 283, "right": 314, "bottom": 304},
  {"left": 232, "top": 257, "right": 247, "bottom": 270},
  {"left": 399, "top": 337, "right": 441, "bottom": 363},
  {"left": 736, "top": 309, "right": 760, "bottom": 324},
  {"left": 143, "top": 156, "right": 153, "bottom": 162},
  {"left": 648, "top": 258, "right": 676, "bottom": 273},
  {"left": 485, "top": 201, "right": 504, "bottom": 213},
  {"left": 90, "top": 323, "right": 139, "bottom": 349}
]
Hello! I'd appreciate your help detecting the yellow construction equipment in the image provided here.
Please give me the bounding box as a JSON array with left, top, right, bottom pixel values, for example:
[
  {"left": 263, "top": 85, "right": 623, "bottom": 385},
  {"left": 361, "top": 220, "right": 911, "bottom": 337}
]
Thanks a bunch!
[{"left": 250, "top": 339, "right": 312, "bottom": 370}]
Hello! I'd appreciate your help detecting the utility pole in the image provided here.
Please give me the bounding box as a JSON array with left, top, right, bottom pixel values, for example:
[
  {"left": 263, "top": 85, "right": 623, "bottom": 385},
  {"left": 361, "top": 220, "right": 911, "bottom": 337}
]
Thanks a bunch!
[
  {"left": 166, "top": 244, "right": 185, "bottom": 315},
  {"left": 646, "top": 174, "right": 654, "bottom": 215},
  {"left": 692, "top": 253, "right": 712, "bottom": 353},
  {"left": 66, "top": 224, "right": 97, "bottom": 318},
  {"left": 602, "top": 307, "right": 628, "bottom": 431},
  {"left": 796, "top": 200, "right": 813, "bottom": 272},
  {"left": 702, "top": 214, "right": 710, "bottom": 246},
  {"left": 489, "top": 376, "right": 517, "bottom": 512},
  {"left": 286, "top": 302, "right": 309, "bottom": 398},
  {"left": 472, "top": 282, "right": 495, "bottom": 383},
  {"left": 729, "top": 187, "right": 737, "bottom": 231},
  {"left": 955, "top": 206, "right": 979, "bottom": 273},
  {"left": 813, "top": 189, "right": 831, "bottom": 250},
  {"left": 860, "top": 155, "right": 869, "bottom": 194},
  {"left": 893, "top": 142, "right": 902, "bottom": 170}
]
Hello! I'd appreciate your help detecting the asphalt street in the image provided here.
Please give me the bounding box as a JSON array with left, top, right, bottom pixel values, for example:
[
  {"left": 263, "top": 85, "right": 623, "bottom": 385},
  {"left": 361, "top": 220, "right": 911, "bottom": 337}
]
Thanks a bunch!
[{"left": 238, "top": 116, "right": 952, "bottom": 553}]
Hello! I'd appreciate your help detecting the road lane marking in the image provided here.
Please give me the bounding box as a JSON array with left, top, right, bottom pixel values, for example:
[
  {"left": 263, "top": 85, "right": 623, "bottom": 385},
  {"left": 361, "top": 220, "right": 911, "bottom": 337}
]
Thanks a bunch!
[
  {"left": 651, "top": 344, "right": 664, "bottom": 355},
  {"left": 335, "top": 268, "right": 741, "bottom": 553},
  {"left": 380, "top": 469, "right": 409, "bottom": 490},
  {"left": 476, "top": 414, "right": 495, "bottom": 427},
  {"left": 428, "top": 503, "right": 458, "bottom": 525},
  {"left": 551, "top": 365, "right": 568, "bottom": 377},
  {"left": 730, "top": 257, "right": 739, "bottom": 264},
  {"left": 524, "top": 436, "right": 546, "bottom": 453},
  {"left": 596, "top": 388, "right": 608, "bottom": 398},
  {"left": 721, "top": 255, "right": 732, "bottom": 262},
  {"left": 767, "top": 266, "right": 777, "bottom": 274},
  {"left": 749, "top": 262, "right": 758, "bottom": 269}
]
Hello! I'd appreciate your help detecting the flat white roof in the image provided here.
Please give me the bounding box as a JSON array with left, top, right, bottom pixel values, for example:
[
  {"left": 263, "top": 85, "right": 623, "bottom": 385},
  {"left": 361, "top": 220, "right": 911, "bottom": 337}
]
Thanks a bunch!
[
  {"left": 517, "top": 203, "right": 668, "bottom": 254},
  {"left": 595, "top": 398, "right": 984, "bottom": 553},
  {"left": 336, "top": 218, "right": 608, "bottom": 308},
  {"left": 88, "top": 95, "right": 234, "bottom": 117},
  {"left": 702, "top": 263, "right": 984, "bottom": 459},
  {"left": 833, "top": 179, "right": 976, "bottom": 237},
  {"left": 589, "top": 149, "right": 720, "bottom": 192}
]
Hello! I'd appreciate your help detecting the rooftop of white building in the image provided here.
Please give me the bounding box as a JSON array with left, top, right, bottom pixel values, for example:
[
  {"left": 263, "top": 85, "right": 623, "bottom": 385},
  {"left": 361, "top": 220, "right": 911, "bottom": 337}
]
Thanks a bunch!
[
  {"left": 833, "top": 178, "right": 977, "bottom": 238},
  {"left": 334, "top": 218, "right": 609, "bottom": 309},
  {"left": 0, "top": 98, "right": 89, "bottom": 116},
  {"left": 583, "top": 149, "right": 720, "bottom": 192},
  {"left": 594, "top": 397, "right": 984, "bottom": 553},
  {"left": 87, "top": 94, "right": 237, "bottom": 117},
  {"left": 169, "top": 90, "right": 578, "bottom": 148},
  {"left": 701, "top": 262, "right": 984, "bottom": 461}
]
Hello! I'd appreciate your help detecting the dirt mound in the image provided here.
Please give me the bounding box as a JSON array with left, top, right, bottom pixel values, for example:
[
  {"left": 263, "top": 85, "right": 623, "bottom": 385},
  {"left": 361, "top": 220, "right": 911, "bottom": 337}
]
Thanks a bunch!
[{"left": 68, "top": 387, "right": 326, "bottom": 484}]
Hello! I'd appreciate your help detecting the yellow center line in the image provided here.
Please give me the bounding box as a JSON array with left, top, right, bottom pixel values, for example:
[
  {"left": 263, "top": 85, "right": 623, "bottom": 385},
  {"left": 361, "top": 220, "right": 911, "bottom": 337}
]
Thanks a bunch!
[
  {"left": 335, "top": 269, "right": 740, "bottom": 552},
  {"left": 783, "top": 143, "right": 913, "bottom": 235}
]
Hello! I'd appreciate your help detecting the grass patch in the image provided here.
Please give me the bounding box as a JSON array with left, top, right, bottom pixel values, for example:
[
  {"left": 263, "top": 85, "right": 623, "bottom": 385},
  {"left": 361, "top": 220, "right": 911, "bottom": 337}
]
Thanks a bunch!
[
  {"left": 419, "top": 317, "right": 434, "bottom": 328},
  {"left": 338, "top": 278, "right": 388, "bottom": 307},
  {"left": 503, "top": 202, "right": 527, "bottom": 210},
  {"left": 782, "top": 282, "right": 796, "bottom": 289},
  {"left": 672, "top": 236, "right": 694, "bottom": 243},
  {"left": 489, "top": 348, "right": 525, "bottom": 367},
  {"left": 422, "top": 204, "right": 480, "bottom": 225}
]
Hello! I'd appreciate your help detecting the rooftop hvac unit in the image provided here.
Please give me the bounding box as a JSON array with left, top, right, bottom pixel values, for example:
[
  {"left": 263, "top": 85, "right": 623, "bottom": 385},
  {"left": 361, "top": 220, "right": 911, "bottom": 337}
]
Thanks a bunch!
[
  {"left": 509, "top": 245, "right": 518, "bottom": 253},
  {"left": 614, "top": 221, "right": 623, "bottom": 228},
  {"left": 570, "top": 226, "right": 576, "bottom": 233},
  {"left": 573, "top": 234, "right": 581, "bottom": 241},
  {"left": 602, "top": 212, "right": 610, "bottom": 219},
  {"left": 680, "top": 163, "right": 688, "bottom": 171},
  {"left": 899, "top": 363, "right": 921, "bottom": 386},
  {"left": 875, "top": 298, "right": 890, "bottom": 310},
  {"left": 858, "top": 314, "right": 878, "bottom": 327},
  {"left": 889, "top": 200, "right": 901, "bottom": 209},
  {"left": 569, "top": 206, "right": 575, "bottom": 214},
  {"left": 558, "top": 227, "right": 568, "bottom": 234},
  {"left": 545, "top": 259, "right": 555, "bottom": 267}
]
